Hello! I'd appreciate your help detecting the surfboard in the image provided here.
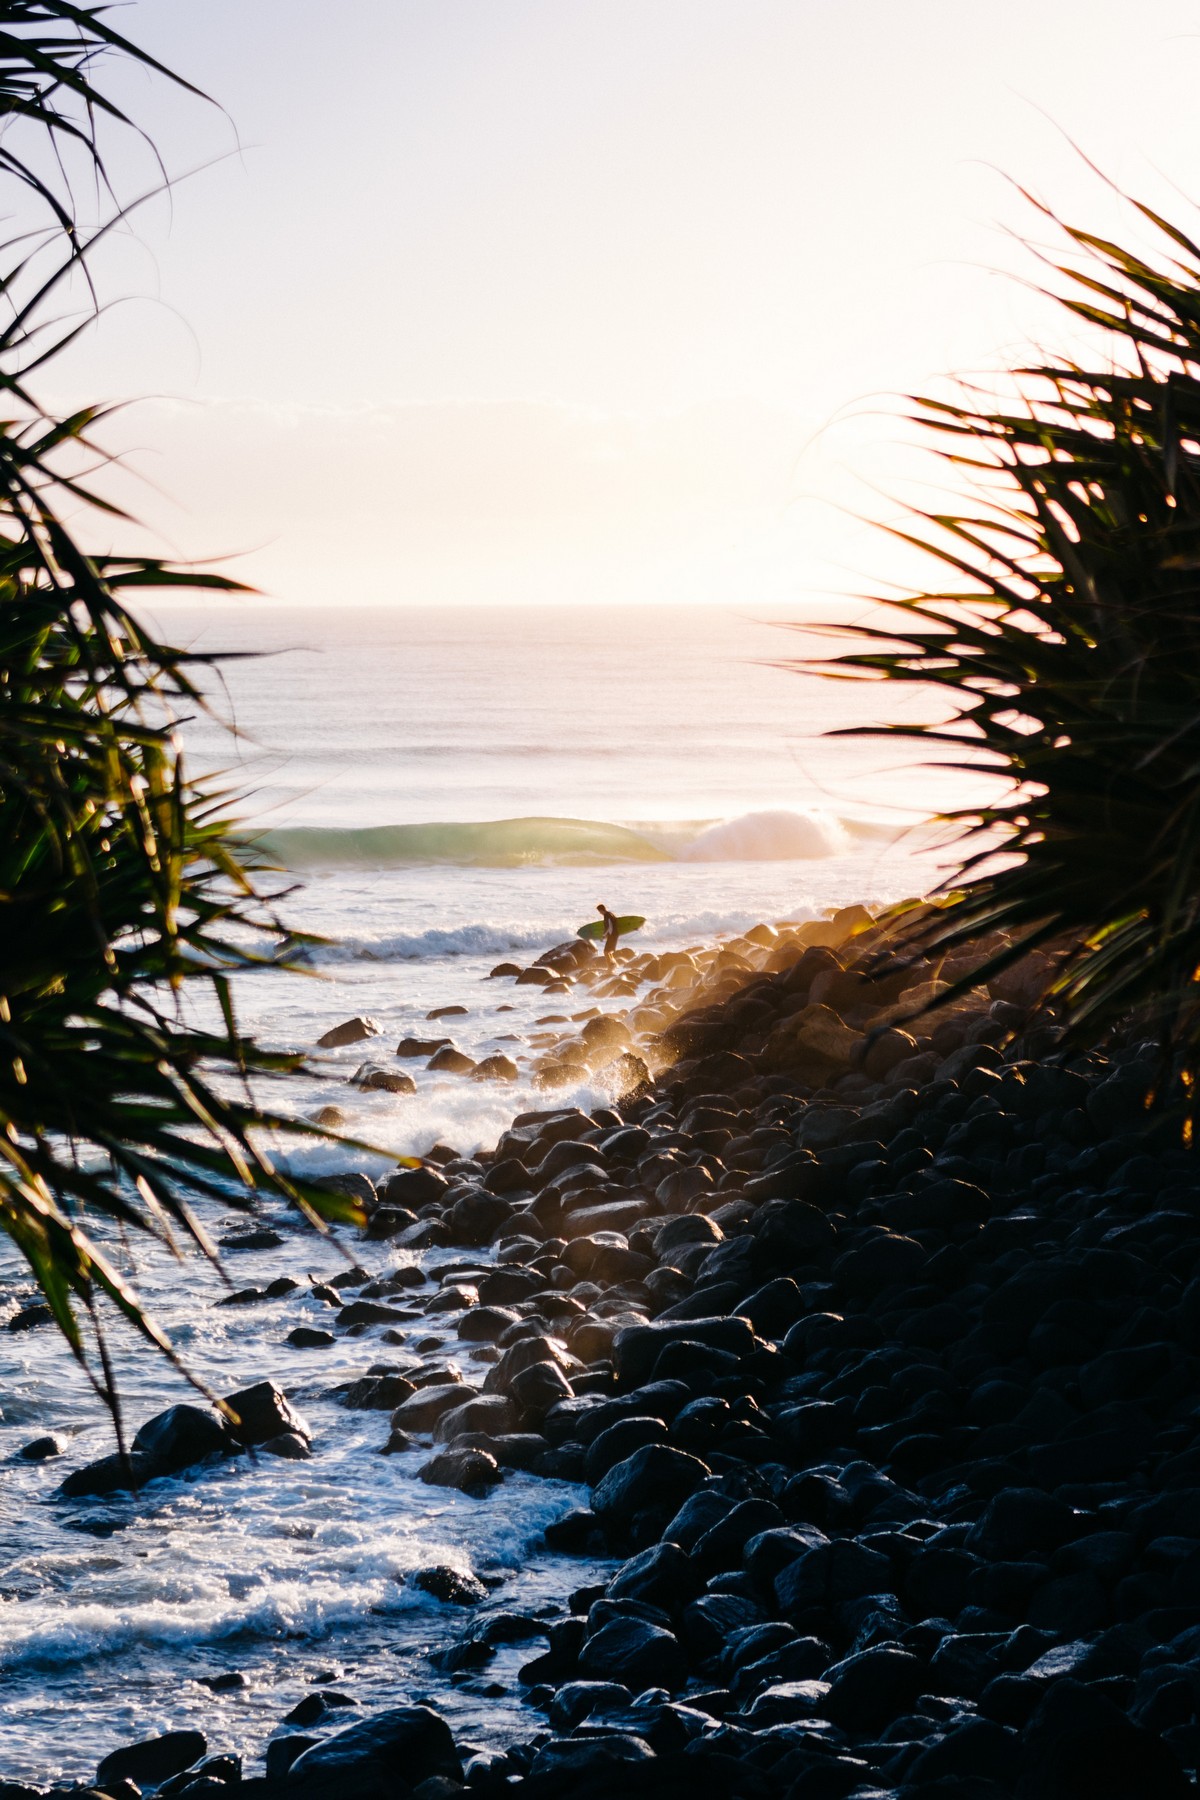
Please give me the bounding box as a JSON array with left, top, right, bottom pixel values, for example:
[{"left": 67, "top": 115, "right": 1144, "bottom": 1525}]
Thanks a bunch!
[{"left": 576, "top": 914, "right": 645, "bottom": 942}]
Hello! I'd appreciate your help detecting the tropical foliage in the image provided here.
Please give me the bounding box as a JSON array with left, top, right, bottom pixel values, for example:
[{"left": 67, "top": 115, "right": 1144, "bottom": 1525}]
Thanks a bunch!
[
  {"left": 0, "top": 4, "right": 359, "bottom": 1427},
  {"left": 794, "top": 190, "right": 1200, "bottom": 1088}
]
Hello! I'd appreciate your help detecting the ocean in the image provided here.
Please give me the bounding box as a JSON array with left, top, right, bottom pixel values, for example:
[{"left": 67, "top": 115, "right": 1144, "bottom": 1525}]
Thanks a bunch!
[{"left": 0, "top": 602, "right": 949, "bottom": 1782}]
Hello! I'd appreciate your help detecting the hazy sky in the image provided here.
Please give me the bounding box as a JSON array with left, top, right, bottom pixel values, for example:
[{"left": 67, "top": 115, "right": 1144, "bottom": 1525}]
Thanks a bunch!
[{"left": 35, "top": 0, "right": 1200, "bottom": 606}]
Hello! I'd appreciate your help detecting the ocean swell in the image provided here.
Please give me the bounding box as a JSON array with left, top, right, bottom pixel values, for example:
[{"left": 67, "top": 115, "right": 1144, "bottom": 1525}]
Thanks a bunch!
[{"left": 261, "top": 808, "right": 847, "bottom": 871}]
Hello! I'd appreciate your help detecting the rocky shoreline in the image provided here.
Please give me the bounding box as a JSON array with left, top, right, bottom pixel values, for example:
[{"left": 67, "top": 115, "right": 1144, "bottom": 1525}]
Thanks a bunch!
[{"left": 22, "top": 905, "right": 1200, "bottom": 1798}]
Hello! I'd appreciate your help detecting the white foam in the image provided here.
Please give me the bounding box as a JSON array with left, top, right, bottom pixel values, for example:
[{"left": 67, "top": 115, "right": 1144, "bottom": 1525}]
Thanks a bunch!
[{"left": 677, "top": 807, "right": 847, "bottom": 861}]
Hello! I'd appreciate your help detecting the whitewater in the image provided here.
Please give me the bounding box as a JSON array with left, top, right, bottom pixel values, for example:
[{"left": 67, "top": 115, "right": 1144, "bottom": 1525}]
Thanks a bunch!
[{"left": 0, "top": 602, "right": 954, "bottom": 1784}]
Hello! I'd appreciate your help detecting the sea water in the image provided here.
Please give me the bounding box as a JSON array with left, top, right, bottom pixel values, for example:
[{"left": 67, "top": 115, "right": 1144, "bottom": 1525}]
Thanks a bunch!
[{"left": 0, "top": 603, "right": 953, "bottom": 1782}]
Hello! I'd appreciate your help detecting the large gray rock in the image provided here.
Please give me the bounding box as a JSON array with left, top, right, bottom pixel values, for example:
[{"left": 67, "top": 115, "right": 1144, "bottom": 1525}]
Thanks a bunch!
[{"left": 286, "top": 1706, "right": 461, "bottom": 1798}]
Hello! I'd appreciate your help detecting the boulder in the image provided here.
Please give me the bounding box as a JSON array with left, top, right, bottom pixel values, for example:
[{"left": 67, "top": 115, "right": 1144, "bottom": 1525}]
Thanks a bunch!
[
  {"left": 96, "top": 1731, "right": 207, "bottom": 1789},
  {"left": 427, "top": 1046, "right": 476, "bottom": 1075},
  {"left": 353, "top": 1065, "right": 417, "bottom": 1095},
  {"left": 286, "top": 1707, "right": 461, "bottom": 1797},
  {"left": 591, "top": 1445, "right": 710, "bottom": 1525},
  {"left": 612, "top": 1316, "right": 758, "bottom": 1387},
  {"left": 131, "top": 1403, "right": 230, "bottom": 1474},
  {"left": 471, "top": 1055, "right": 519, "bottom": 1082},
  {"left": 418, "top": 1447, "right": 501, "bottom": 1492},
  {"left": 317, "top": 1016, "right": 380, "bottom": 1049},
  {"left": 391, "top": 1383, "right": 475, "bottom": 1433},
  {"left": 224, "top": 1381, "right": 311, "bottom": 1447},
  {"left": 578, "top": 1616, "right": 688, "bottom": 1690}
]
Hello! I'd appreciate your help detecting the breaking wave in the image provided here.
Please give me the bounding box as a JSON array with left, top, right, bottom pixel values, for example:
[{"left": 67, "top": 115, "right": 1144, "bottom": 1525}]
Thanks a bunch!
[{"left": 261, "top": 808, "right": 855, "bottom": 871}]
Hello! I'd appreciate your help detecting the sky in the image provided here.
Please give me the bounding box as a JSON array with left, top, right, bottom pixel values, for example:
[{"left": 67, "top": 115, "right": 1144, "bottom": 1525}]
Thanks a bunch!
[{"left": 27, "top": 0, "right": 1200, "bottom": 606}]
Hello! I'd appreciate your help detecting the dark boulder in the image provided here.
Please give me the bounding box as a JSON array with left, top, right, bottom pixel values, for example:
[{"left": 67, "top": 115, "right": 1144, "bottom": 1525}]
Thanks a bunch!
[
  {"left": 823, "top": 1646, "right": 926, "bottom": 1732},
  {"left": 591, "top": 1445, "right": 711, "bottom": 1526},
  {"left": 285, "top": 1706, "right": 461, "bottom": 1797},
  {"left": 612, "top": 1316, "right": 757, "bottom": 1387},
  {"left": 578, "top": 1616, "right": 688, "bottom": 1690},
  {"left": 96, "top": 1731, "right": 206, "bottom": 1789},
  {"left": 224, "top": 1381, "right": 311, "bottom": 1448},
  {"left": 132, "top": 1404, "right": 230, "bottom": 1474}
]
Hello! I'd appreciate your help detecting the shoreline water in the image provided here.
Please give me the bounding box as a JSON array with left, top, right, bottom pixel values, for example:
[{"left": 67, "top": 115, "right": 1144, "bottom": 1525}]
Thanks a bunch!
[{"left": 11, "top": 899, "right": 1200, "bottom": 1796}]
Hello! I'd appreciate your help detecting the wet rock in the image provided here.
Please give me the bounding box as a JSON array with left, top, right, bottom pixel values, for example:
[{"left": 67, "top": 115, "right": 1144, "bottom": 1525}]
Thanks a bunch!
[
  {"left": 285, "top": 1705, "right": 462, "bottom": 1796},
  {"left": 411, "top": 1565, "right": 489, "bottom": 1606},
  {"left": 336, "top": 1299, "right": 411, "bottom": 1328},
  {"left": 418, "top": 1447, "right": 501, "bottom": 1492},
  {"left": 392, "top": 1382, "right": 476, "bottom": 1432},
  {"left": 18, "top": 1434, "right": 64, "bottom": 1461},
  {"left": 612, "top": 1316, "right": 757, "bottom": 1387},
  {"left": 579, "top": 1616, "right": 688, "bottom": 1690},
  {"left": 224, "top": 1381, "right": 311, "bottom": 1447},
  {"left": 396, "top": 1036, "right": 453, "bottom": 1058},
  {"left": 317, "top": 1016, "right": 381, "bottom": 1048},
  {"left": 822, "top": 1645, "right": 925, "bottom": 1732},
  {"left": 284, "top": 1691, "right": 357, "bottom": 1726},
  {"left": 432, "top": 1395, "right": 518, "bottom": 1444},
  {"left": 353, "top": 1064, "right": 417, "bottom": 1094},
  {"left": 265, "top": 1736, "right": 322, "bottom": 1781},
  {"left": 591, "top": 1445, "right": 711, "bottom": 1527},
  {"left": 379, "top": 1166, "right": 449, "bottom": 1209},
  {"left": 287, "top": 1327, "right": 335, "bottom": 1349},
  {"left": 132, "top": 1403, "right": 231, "bottom": 1474},
  {"left": 340, "top": 1374, "right": 416, "bottom": 1411},
  {"left": 220, "top": 1228, "right": 285, "bottom": 1252},
  {"left": 96, "top": 1731, "right": 207, "bottom": 1789},
  {"left": 472, "top": 1055, "right": 519, "bottom": 1082},
  {"left": 7, "top": 1302, "right": 53, "bottom": 1331},
  {"left": 527, "top": 1734, "right": 656, "bottom": 1782},
  {"left": 259, "top": 1432, "right": 311, "bottom": 1460},
  {"left": 427, "top": 1045, "right": 476, "bottom": 1075}
]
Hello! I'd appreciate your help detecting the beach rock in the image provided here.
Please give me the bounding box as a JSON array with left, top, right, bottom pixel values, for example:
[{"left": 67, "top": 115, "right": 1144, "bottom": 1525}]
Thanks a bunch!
[
  {"left": 379, "top": 1166, "right": 448, "bottom": 1208},
  {"left": 433, "top": 1395, "right": 518, "bottom": 1443},
  {"left": 391, "top": 1383, "right": 475, "bottom": 1432},
  {"left": 427, "top": 1046, "right": 475, "bottom": 1074},
  {"left": 612, "top": 1315, "right": 757, "bottom": 1386},
  {"left": 287, "top": 1327, "right": 335, "bottom": 1349},
  {"left": 527, "top": 1734, "right": 656, "bottom": 1783},
  {"left": 353, "top": 1064, "right": 417, "bottom": 1094},
  {"left": 259, "top": 1431, "right": 311, "bottom": 1459},
  {"left": 18, "top": 1434, "right": 64, "bottom": 1461},
  {"left": 7, "top": 1302, "right": 53, "bottom": 1331},
  {"left": 472, "top": 1055, "right": 519, "bottom": 1082},
  {"left": 411, "top": 1565, "right": 489, "bottom": 1605},
  {"left": 96, "top": 1731, "right": 207, "bottom": 1789},
  {"left": 224, "top": 1381, "right": 311, "bottom": 1447},
  {"left": 591, "top": 1444, "right": 710, "bottom": 1526},
  {"left": 579, "top": 1616, "right": 687, "bottom": 1690},
  {"left": 317, "top": 1016, "right": 380, "bottom": 1049},
  {"left": 219, "top": 1227, "right": 285, "bottom": 1251},
  {"left": 131, "top": 1403, "right": 230, "bottom": 1474},
  {"left": 285, "top": 1706, "right": 461, "bottom": 1796},
  {"left": 418, "top": 1447, "right": 501, "bottom": 1491},
  {"left": 395, "top": 1037, "right": 452, "bottom": 1058}
]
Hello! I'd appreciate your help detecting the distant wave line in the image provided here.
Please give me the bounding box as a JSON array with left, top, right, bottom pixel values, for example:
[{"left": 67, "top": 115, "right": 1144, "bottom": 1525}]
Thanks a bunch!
[{"left": 257, "top": 809, "right": 874, "bottom": 871}]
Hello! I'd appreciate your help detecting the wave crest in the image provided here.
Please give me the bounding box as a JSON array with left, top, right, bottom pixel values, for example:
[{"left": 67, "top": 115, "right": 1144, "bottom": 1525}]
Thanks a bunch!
[{"left": 262, "top": 809, "right": 845, "bottom": 871}]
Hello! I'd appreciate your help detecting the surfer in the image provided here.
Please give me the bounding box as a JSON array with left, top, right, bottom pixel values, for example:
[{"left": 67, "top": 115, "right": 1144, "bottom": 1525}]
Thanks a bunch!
[{"left": 596, "top": 902, "right": 621, "bottom": 968}]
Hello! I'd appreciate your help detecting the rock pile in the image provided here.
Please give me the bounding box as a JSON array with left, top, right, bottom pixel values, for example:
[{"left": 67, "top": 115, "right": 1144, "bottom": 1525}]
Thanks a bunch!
[{"left": 43, "top": 904, "right": 1200, "bottom": 1796}]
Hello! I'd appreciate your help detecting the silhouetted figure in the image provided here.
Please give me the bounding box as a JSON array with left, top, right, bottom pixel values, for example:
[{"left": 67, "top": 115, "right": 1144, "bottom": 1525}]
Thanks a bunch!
[{"left": 596, "top": 902, "right": 620, "bottom": 968}]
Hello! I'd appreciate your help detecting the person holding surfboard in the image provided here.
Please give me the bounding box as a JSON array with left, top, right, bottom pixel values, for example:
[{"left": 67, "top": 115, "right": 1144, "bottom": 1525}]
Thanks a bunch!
[
  {"left": 597, "top": 902, "right": 621, "bottom": 968},
  {"left": 576, "top": 904, "right": 645, "bottom": 967}
]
